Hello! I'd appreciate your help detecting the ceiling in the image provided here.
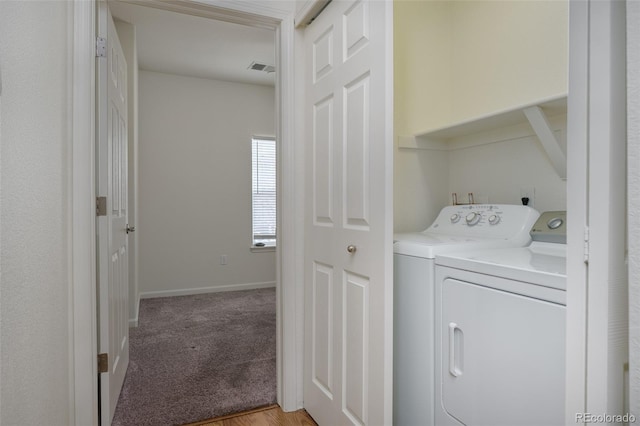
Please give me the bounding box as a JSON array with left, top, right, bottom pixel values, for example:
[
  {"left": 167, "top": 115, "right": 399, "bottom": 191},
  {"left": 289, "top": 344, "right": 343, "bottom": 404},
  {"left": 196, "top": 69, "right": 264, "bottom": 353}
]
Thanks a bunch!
[{"left": 109, "top": 1, "right": 276, "bottom": 86}]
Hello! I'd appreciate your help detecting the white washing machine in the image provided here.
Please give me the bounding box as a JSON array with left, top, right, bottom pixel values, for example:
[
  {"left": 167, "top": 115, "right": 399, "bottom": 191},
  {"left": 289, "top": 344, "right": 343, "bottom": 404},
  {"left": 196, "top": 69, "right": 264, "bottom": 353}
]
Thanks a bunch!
[
  {"left": 393, "top": 205, "right": 540, "bottom": 426},
  {"left": 434, "top": 211, "right": 567, "bottom": 426}
]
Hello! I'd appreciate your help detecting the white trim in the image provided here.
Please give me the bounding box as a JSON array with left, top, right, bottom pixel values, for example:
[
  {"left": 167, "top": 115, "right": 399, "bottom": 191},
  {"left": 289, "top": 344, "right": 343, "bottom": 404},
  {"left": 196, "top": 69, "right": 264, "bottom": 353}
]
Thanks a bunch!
[
  {"left": 129, "top": 295, "right": 140, "bottom": 328},
  {"left": 128, "top": 318, "right": 139, "bottom": 328},
  {"left": 523, "top": 106, "right": 567, "bottom": 179},
  {"left": 294, "top": 0, "right": 330, "bottom": 28},
  {"left": 565, "top": 0, "right": 589, "bottom": 421},
  {"left": 585, "top": 0, "right": 628, "bottom": 413},
  {"left": 121, "top": 0, "right": 284, "bottom": 29},
  {"left": 628, "top": 0, "right": 640, "bottom": 415},
  {"left": 0, "top": 64, "right": 2, "bottom": 426},
  {"left": 566, "top": 0, "right": 629, "bottom": 421},
  {"left": 71, "top": 0, "right": 300, "bottom": 422},
  {"left": 69, "top": 1, "right": 98, "bottom": 425},
  {"left": 252, "top": 134, "right": 276, "bottom": 140},
  {"left": 139, "top": 281, "right": 276, "bottom": 299},
  {"left": 383, "top": 1, "right": 395, "bottom": 421},
  {"left": 292, "top": 12, "right": 307, "bottom": 409},
  {"left": 275, "top": 11, "right": 303, "bottom": 410}
]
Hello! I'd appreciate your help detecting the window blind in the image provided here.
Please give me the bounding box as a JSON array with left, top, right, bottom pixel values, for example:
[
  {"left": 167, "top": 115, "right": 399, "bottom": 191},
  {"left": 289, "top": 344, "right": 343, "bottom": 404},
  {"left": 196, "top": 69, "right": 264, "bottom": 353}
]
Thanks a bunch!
[{"left": 252, "top": 138, "right": 276, "bottom": 243}]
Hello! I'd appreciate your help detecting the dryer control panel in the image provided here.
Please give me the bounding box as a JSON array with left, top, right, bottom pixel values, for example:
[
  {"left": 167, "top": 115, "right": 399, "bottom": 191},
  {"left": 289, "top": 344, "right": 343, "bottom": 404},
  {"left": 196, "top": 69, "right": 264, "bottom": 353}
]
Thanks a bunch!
[{"left": 530, "top": 211, "right": 567, "bottom": 244}]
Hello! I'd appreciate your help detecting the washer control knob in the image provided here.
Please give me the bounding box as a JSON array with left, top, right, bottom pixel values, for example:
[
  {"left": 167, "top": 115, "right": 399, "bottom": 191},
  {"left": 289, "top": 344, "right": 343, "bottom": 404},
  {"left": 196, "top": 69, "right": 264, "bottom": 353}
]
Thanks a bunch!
[
  {"left": 488, "top": 214, "right": 500, "bottom": 225},
  {"left": 450, "top": 213, "right": 460, "bottom": 223},
  {"left": 465, "top": 212, "right": 481, "bottom": 226},
  {"left": 547, "top": 217, "right": 564, "bottom": 229}
]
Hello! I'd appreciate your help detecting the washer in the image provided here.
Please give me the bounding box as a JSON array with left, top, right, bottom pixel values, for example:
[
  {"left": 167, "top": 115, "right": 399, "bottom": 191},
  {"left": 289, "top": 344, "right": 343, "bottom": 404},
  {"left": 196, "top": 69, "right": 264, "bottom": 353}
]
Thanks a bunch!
[
  {"left": 393, "top": 204, "right": 539, "bottom": 426},
  {"left": 434, "top": 211, "right": 567, "bottom": 426}
]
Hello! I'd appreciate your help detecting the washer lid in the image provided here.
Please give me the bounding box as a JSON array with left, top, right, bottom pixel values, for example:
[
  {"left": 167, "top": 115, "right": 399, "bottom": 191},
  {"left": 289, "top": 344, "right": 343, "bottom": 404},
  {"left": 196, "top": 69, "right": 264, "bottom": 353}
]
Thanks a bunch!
[
  {"left": 394, "top": 232, "right": 517, "bottom": 258},
  {"left": 436, "top": 242, "right": 566, "bottom": 290}
]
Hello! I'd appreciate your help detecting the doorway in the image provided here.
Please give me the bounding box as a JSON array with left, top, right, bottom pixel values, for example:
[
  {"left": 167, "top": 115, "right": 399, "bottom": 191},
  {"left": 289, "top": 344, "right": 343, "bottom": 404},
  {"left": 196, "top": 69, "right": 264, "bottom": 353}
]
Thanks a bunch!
[
  {"left": 69, "top": 1, "right": 300, "bottom": 424},
  {"left": 109, "top": 2, "right": 277, "bottom": 422}
]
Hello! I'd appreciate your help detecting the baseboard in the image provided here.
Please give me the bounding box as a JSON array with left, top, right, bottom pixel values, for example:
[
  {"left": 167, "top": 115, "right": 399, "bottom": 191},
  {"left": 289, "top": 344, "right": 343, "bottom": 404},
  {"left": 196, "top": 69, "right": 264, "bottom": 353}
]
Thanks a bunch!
[
  {"left": 129, "top": 293, "right": 141, "bottom": 327},
  {"left": 139, "top": 281, "right": 276, "bottom": 299}
]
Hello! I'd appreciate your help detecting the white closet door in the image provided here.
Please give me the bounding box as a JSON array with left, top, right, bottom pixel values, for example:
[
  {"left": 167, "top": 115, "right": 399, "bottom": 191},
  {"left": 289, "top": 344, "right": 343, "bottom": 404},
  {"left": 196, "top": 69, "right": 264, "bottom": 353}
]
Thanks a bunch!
[{"left": 303, "top": 0, "right": 393, "bottom": 424}]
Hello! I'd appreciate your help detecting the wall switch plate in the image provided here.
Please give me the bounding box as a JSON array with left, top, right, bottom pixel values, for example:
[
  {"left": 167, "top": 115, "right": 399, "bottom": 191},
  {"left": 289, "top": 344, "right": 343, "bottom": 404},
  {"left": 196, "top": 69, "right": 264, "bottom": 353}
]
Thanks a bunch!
[{"left": 220, "top": 255, "right": 227, "bottom": 265}]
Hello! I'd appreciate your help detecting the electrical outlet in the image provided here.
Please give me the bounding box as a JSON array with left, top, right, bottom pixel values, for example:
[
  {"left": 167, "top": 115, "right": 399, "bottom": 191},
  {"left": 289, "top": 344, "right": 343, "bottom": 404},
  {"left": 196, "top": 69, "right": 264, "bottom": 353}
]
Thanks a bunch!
[
  {"left": 519, "top": 186, "right": 535, "bottom": 207},
  {"left": 220, "top": 255, "right": 227, "bottom": 265}
]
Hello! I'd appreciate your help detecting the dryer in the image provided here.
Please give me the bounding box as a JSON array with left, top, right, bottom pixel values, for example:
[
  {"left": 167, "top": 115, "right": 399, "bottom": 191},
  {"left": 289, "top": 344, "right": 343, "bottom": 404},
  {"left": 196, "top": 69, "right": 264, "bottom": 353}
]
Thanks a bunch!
[
  {"left": 434, "top": 211, "right": 567, "bottom": 426},
  {"left": 393, "top": 204, "right": 539, "bottom": 426}
]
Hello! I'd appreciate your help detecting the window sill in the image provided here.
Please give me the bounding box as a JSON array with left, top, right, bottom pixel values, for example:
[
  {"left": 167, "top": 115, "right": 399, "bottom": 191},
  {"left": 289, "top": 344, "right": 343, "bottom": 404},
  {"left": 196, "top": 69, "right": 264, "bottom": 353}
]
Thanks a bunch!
[{"left": 250, "top": 245, "right": 276, "bottom": 253}]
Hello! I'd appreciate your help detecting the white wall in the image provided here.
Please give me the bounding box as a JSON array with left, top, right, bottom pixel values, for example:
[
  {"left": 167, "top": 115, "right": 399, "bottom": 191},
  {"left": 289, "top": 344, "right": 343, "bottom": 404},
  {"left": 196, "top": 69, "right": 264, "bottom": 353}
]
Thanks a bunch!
[
  {"left": 0, "top": 1, "right": 71, "bottom": 424},
  {"left": 114, "top": 20, "right": 141, "bottom": 325},
  {"left": 394, "top": 0, "right": 568, "bottom": 231},
  {"left": 628, "top": 0, "right": 640, "bottom": 416},
  {"left": 447, "top": 118, "right": 567, "bottom": 212},
  {"left": 138, "top": 71, "right": 276, "bottom": 297},
  {"left": 396, "top": 118, "right": 568, "bottom": 233}
]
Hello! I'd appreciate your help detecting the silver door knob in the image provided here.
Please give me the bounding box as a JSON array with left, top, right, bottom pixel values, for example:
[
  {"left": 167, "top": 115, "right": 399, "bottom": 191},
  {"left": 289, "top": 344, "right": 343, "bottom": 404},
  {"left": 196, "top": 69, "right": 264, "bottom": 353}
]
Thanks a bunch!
[
  {"left": 126, "top": 225, "right": 136, "bottom": 234},
  {"left": 347, "top": 245, "right": 357, "bottom": 254}
]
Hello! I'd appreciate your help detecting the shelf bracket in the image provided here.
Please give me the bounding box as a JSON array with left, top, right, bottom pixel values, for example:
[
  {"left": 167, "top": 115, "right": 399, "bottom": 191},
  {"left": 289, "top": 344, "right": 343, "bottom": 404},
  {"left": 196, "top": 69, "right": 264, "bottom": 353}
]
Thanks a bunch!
[{"left": 523, "top": 106, "right": 567, "bottom": 179}]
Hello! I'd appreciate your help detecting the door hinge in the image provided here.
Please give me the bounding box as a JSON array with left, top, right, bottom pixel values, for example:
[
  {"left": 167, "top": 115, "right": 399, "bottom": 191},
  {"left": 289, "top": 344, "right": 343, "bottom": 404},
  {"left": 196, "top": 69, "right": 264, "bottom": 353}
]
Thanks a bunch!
[
  {"left": 96, "top": 196, "right": 107, "bottom": 216},
  {"left": 98, "top": 353, "right": 109, "bottom": 373},
  {"left": 96, "top": 37, "right": 107, "bottom": 58},
  {"left": 584, "top": 226, "right": 590, "bottom": 264}
]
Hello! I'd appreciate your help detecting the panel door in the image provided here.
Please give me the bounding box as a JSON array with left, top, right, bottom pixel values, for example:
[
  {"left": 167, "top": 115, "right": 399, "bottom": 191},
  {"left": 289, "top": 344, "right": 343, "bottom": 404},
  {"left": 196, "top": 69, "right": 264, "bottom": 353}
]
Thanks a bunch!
[
  {"left": 97, "top": 3, "right": 130, "bottom": 424},
  {"left": 441, "top": 278, "right": 565, "bottom": 426},
  {"left": 303, "top": 1, "right": 393, "bottom": 424}
]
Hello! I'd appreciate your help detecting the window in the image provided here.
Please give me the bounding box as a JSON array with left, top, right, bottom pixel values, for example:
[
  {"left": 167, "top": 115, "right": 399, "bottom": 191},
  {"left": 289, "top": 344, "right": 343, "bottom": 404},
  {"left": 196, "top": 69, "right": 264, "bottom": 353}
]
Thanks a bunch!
[{"left": 252, "top": 137, "right": 276, "bottom": 246}]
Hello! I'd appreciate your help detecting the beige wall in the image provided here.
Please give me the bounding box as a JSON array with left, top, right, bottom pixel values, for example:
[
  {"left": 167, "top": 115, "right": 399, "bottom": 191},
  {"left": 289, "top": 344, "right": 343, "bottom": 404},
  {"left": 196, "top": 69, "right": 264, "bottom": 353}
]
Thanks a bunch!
[
  {"left": 138, "top": 71, "right": 276, "bottom": 297},
  {"left": 0, "top": 1, "right": 71, "bottom": 424},
  {"left": 394, "top": 1, "right": 453, "bottom": 232},
  {"left": 394, "top": 0, "right": 568, "bottom": 135},
  {"left": 394, "top": 0, "right": 452, "bottom": 136},
  {"left": 394, "top": 0, "right": 568, "bottom": 231},
  {"left": 449, "top": 0, "right": 568, "bottom": 123}
]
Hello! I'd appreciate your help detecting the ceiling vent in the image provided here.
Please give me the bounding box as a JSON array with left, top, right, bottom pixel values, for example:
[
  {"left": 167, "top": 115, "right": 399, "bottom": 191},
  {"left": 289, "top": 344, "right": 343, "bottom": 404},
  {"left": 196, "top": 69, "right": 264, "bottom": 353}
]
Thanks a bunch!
[{"left": 248, "top": 61, "right": 275, "bottom": 73}]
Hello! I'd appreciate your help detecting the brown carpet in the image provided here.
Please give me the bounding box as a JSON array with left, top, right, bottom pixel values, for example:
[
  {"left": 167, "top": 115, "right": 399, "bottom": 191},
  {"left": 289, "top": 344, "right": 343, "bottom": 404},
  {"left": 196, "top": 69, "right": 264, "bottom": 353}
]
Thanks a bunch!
[{"left": 112, "top": 288, "right": 277, "bottom": 426}]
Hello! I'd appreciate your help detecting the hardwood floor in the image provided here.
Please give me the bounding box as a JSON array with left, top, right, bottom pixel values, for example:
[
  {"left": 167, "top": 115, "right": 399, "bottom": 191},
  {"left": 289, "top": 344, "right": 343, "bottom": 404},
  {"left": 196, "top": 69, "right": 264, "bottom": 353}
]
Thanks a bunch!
[{"left": 186, "top": 405, "right": 317, "bottom": 426}]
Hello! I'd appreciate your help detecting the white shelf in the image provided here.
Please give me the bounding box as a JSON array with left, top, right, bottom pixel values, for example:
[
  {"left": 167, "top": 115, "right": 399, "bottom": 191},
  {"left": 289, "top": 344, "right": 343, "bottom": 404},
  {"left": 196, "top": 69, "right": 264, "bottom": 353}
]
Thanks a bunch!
[
  {"left": 401, "top": 94, "right": 568, "bottom": 178},
  {"left": 413, "top": 94, "right": 567, "bottom": 142}
]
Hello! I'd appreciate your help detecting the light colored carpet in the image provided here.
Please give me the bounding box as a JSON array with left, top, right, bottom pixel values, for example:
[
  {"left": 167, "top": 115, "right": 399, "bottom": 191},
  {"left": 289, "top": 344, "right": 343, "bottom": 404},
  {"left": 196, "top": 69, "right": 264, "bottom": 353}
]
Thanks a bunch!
[{"left": 112, "top": 288, "right": 277, "bottom": 426}]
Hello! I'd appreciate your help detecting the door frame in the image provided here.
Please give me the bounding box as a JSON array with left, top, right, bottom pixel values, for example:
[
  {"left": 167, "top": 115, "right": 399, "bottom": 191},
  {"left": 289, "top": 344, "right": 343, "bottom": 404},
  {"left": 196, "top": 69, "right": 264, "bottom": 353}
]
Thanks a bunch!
[
  {"left": 68, "top": 1, "right": 301, "bottom": 424},
  {"left": 566, "top": 0, "right": 628, "bottom": 421},
  {"left": 628, "top": 0, "right": 640, "bottom": 415}
]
